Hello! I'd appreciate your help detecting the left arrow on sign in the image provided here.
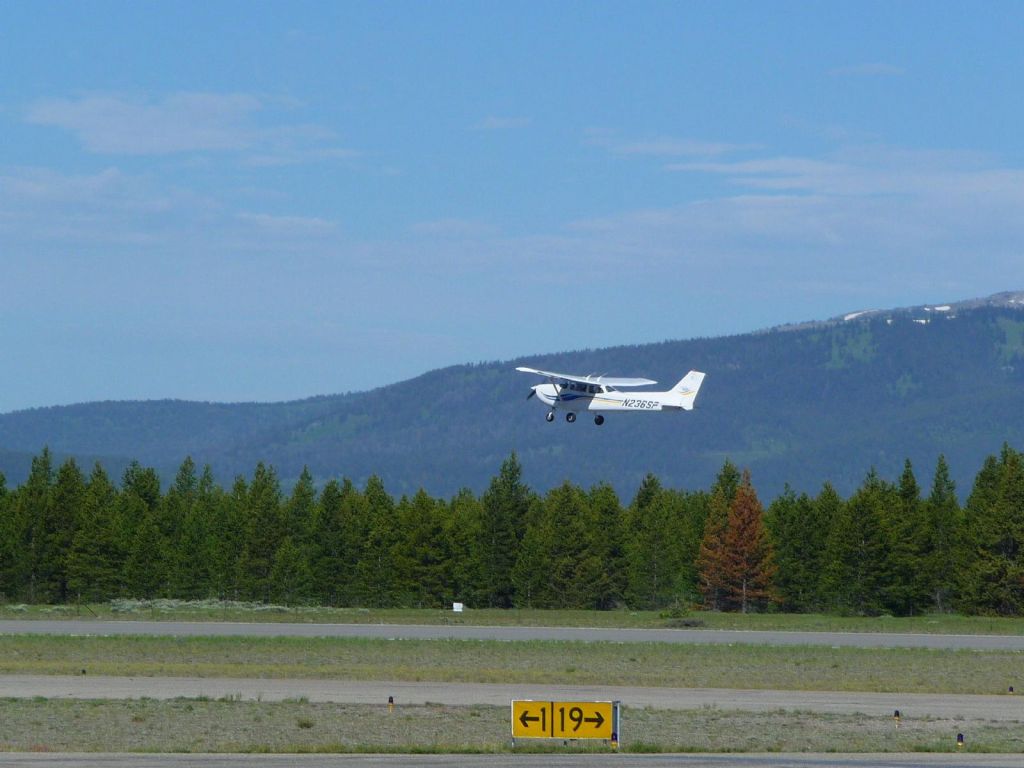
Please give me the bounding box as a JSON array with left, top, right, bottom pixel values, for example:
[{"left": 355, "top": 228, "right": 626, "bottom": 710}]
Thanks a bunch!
[
  {"left": 511, "top": 700, "right": 556, "bottom": 739},
  {"left": 519, "top": 710, "right": 541, "bottom": 728}
]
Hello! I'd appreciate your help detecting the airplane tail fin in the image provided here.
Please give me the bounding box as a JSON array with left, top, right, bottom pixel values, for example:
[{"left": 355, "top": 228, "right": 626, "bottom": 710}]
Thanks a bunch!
[{"left": 670, "top": 370, "right": 706, "bottom": 410}]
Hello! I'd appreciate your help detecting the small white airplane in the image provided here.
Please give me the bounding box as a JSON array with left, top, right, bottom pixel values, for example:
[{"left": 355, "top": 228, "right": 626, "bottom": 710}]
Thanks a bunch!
[{"left": 517, "top": 366, "right": 706, "bottom": 425}]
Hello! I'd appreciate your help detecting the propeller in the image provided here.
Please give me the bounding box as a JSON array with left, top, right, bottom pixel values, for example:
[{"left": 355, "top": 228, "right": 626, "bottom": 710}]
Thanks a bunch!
[{"left": 526, "top": 388, "right": 536, "bottom": 400}]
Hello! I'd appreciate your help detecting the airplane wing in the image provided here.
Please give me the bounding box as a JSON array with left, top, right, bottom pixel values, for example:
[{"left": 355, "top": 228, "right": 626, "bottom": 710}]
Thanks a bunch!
[{"left": 516, "top": 366, "right": 657, "bottom": 387}]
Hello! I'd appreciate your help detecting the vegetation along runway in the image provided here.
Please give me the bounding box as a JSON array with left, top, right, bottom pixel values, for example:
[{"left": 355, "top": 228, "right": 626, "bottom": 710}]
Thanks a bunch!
[
  {"left": 4, "top": 619, "right": 1024, "bottom": 650},
  {"left": 0, "top": 754, "right": 1022, "bottom": 768}
]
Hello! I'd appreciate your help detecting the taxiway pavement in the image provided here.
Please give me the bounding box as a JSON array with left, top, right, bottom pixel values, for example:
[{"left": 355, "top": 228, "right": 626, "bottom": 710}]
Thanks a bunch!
[{"left": 3, "top": 619, "right": 1024, "bottom": 650}]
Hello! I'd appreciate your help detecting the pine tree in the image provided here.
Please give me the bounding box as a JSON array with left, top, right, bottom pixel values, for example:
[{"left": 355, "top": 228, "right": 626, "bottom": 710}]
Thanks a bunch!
[
  {"left": 623, "top": 474, "right": 699, "bottom": 610},
  {"left": 170, "top": 466, "right": 224, "bottom": 600},
  {"left": 719, "top": 471, "right": 776, "bottom": 612},
  {"left": 164, "top": 458, "right": 200, "bottom": 598},
  {"left": 510, "top": 496, "right": 548, "bottom": 607},
  {"left": 880, "top": 459, "right": 930, "bottom": 615},
  {"left": 959, "top": 445, "right": 1024, "bottom": 614},
  {"left": 510, "top": 482, "right": 592, "bottom": 608},
  {"left": 118, "top": 461, "right": 163, "bottom": 595},
  {"left": 353, "top": 475, "right": 399, "bottom": 607},
  {"left": 822, "top": 469, "right": 891, "bottom": 615},
  {"left": 922, "top": 455, "right": 962, "bottom": 611},
  {"left": 45, "top": 458, "right": 86, "bottom": 603},
  {"left": 124, "top": 511, "right": 163, "bottom": 598},
  {"left": 120, "top": 461, "right": 162, "bottom": 525},
  {"left": 238, "top": 462, "right": 284, "bottom": 602},
  {"left": 624, "top": 474, "right": 680, "bottom": 608},
  {"left": 544, "top": 482, "right": 594, "bottom": 609},
  {"left": 623, "top": 473, "right": 661, "bottom": 608},
  {"left": 333, "top": 479, "right": 371, "bottom": 606},
  {"left": 445, "top": 488, "right": 486, "bottom": 607},
  {"left": 696, "top": 486, "right": 731, "bottom": 611},
  {"left": 479, "top": 453, "right": 531, "bottom": 607},
  {"left": 766, "top": 486, "right": 825, "bottom": 611},
  {"left": 712, "top": 460, "right": 741, "bottom": 504},
  {"left": 14, "top": 449, "right": 54, "bottom": 603},
  {"left": 67, "top": 463, "right": 122, "bottom": 602},
  {"left": 269, "top": 536, "right": 315, "bottom": 605},
  {"left": 0, "top": 471, "right": 17, "bottom": 600},
  {"left": 283, "top": 466, "right": 316, "bottom": 546},
  {"left": 674, "top": 489, "right": 711, "bottom": 604},
  {"left": 696, "top": 460, "right": 743, "bottom": 611},
  {"left": 810, "top": 483, "right": 844, "bottom": 608},
  {"left": 584, "top": 483, "right": 626, "bottom": 610},
  {"left": 631, "top": 472, "right": 663, "bottom": 513},
  {"left": 308, "top": 478, "right": 348, "bottom": 605},
  {"left": 393, "top": 489, "right": 449, "bottom": 607},
  {"left": 215, "top": 475, "right": 251, "bottom": 599}
]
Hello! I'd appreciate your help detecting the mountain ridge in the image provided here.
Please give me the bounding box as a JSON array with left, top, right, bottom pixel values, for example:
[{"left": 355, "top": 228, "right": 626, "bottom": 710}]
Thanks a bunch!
[{"left": 2, "top": 291, "right": 1023, "bottom": 500}]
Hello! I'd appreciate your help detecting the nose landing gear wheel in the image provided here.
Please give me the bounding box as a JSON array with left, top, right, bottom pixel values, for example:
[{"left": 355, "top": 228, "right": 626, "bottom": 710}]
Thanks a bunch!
[
  {"left": 566, "top": 412, "right": 576, "bottom": 423},
  {"left": 545, "top": 411, "right": 555, "bottom": 422},
  {"left": 594, "top": 415, "right": 604, "bottom": 425}
]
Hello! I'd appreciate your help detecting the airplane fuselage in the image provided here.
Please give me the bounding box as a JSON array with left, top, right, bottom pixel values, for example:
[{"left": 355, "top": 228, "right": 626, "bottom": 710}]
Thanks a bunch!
[{"left": 531, "top": 383, "right": 682, "bottom": 413}]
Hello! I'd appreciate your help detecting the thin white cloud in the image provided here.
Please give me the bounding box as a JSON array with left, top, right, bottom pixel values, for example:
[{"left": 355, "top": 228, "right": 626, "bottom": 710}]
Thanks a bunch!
[
  {"left": 829, "top": 62, "right": 906, "bottom": 77},
  {"left": 412, "top": 218, "right": 496, "bottom": 238},
  {"left": 667, "top": 147, "right": 1024, "bottom": 203},
  {"left": 236, "top": 212, "right": 337, "bottom": 237},
  {"left": 27, "top": 93, "right": 261, "bottom": 154},
  {"left": 616, "top": 138, "right": 755, "bottom": 158},
  {"left": 588, "top": 129, "right": 753, "bottom": 158},
  {"left": 551, "top": 147, "right": 1024, "bottom": 290},
  {"left": 471, "top": 116, "right": 531, "bottom": 131},
  {"left": 0, "top": 165, "right": 345, "bottom": 256},
  {"left": 246, "top": 146, "right": 359, "bottom": 167},
  {"left": 2, "top": 166, "right": 132, "bottom": 203},
  {"left": 25, "top": 92, "right": 354, "bottom": 163},
  {"left": 668, "top": 156, "right": 849, "bottom": 190}
]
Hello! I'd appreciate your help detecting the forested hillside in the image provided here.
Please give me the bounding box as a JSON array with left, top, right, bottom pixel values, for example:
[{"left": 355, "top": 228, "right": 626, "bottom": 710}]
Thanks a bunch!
[
  {"left": 2, "top": 447, "right": 1023, "bottom": 616},
  {"left": 2, "top": 296, "right": 1023, "bottom": 500}
]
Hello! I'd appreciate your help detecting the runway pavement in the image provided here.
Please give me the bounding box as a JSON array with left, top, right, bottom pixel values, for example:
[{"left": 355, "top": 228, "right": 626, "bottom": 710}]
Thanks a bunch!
[
  {"left": 3, "top": 619, "right": 1024, "bottom": 650},
  {"left": 0, "top": 753, "right": 1020, "bottom": 768}
]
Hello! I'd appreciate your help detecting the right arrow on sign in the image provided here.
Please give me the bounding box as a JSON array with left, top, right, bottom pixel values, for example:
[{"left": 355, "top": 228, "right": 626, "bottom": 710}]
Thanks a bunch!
[{"left": 584, "top": 711, "right": 604, "bottom": 728}]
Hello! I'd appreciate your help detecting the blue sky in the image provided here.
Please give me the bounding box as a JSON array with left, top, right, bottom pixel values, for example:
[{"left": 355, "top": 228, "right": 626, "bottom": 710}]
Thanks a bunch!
[{"left": 2, "top": 2, "right": 1022, "bottom": 412}]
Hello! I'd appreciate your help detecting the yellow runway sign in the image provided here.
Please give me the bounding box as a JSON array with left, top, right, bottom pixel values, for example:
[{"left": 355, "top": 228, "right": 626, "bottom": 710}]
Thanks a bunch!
[{"left": 511, "top": 700, "right": 616, "bottom": 740}]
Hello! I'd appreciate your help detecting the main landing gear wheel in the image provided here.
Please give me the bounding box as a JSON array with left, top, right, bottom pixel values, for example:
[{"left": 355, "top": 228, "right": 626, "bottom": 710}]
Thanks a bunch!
[
  {"left": 594, "top": 415, "right": 605, "bottom": 425},
  {"left": 545, "top": 411, "right": 555, "bottom": 422},
  {"left": 566, "top": 412, "right": 576, "bottom": 423}
]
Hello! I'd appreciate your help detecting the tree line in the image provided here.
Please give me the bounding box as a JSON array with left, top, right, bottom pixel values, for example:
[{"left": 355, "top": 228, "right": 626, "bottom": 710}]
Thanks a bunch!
[{"left": 1, "top": 445, "right": 1022, "bottom": 615}]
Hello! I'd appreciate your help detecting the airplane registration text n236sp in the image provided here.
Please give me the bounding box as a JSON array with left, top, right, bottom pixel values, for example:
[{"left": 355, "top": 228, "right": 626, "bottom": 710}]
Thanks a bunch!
[{"left": 517, "top": 366, "right": 706, "bottom": 425}]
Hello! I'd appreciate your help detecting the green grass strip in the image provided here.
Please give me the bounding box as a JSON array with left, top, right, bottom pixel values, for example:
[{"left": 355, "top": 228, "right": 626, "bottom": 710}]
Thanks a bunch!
[{"left": 1, "top": 635, "right": 1021, "bottom": 694}]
